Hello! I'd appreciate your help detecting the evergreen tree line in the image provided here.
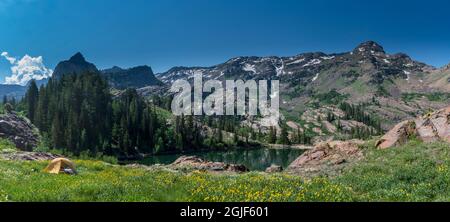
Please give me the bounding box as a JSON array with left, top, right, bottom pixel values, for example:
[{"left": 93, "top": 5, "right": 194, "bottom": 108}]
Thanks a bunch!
[
  {"left": 267, "top": 123, "right": 312, "bottom": 145},
  {"left": 22, "top": 73, "right": 210, "bottom": 157},
  {"left": 338, "top": 102, "right": 383, "bottom": 133},
  {"left": 201, "top": 115, "right": 264, "bottom": 144},
  {"left": 2, "top": 96, "right": 17, "bottom": 107}
]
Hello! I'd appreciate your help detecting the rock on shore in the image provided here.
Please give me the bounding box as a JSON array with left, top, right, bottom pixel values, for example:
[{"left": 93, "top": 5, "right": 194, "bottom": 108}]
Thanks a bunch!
[{"left": 170, "top": 156, "right": 249, "bottom": 173}]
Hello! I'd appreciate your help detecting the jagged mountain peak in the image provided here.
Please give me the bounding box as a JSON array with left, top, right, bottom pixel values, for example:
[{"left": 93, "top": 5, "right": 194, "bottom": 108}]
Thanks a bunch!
[
  {"left": 353, "top": 41, "right": 385, "bottom": 54},
  {"left": 156, "top": 41, "right": 436, "bottom": 92},
  {"left": 69, "top": 52, "right": 87, "bottom": 63},
  {"left": 52, "top": 53, "right": 99, "bottom": 79}
]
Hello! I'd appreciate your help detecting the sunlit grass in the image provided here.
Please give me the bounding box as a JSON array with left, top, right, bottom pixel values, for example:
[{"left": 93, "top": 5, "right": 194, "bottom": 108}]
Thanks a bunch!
[{"left": 0, "top": 139, "right": 449, "bottom": 202}]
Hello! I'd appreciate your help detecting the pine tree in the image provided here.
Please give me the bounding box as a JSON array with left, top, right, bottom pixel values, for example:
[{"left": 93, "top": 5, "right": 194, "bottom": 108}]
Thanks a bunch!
[
  {"left": 278, "top": 123, "right": 291, "bottom": 145},
  {"left": 268, "top": 126, "right": 277, "bottom": 144},
  {"left": 25, "top": 80, "right": 39, "bottom": 123}
]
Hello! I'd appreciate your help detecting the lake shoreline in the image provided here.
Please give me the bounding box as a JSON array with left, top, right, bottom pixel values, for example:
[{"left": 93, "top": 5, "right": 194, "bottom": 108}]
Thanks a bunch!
[
  {"left": 265, "top": 144, "right": 314, "bottom": 150},
  {"left": 133, "top": 147, "right": 306, "bottom": 171}
]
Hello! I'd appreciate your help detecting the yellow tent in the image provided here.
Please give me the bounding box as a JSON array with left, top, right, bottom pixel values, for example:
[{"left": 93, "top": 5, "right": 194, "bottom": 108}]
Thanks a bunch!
[{"left": 44, "top": 158, "right": 77, "bottom": 174}]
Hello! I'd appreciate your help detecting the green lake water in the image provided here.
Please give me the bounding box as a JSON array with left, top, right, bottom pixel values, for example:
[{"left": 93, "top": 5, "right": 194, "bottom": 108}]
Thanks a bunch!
[{"left": 140, "top": 148, "right": 305, "bottom": 171}]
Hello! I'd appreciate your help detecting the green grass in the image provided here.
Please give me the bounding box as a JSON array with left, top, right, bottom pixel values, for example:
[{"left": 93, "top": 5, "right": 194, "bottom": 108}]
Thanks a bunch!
[
  {"left": 0, "top": 160, "right": 352, "bottom": 202},
  {"left": 0, "top": 139, "right": 17, "bottom": 153},
  {"left": 401, "top": 92, "right": 450, "bottom": 103},
  {"left": 0, "top": 140, "right": 449, "bottom": 202},
  {"left": 349, "top": 79, "right": 368, "bottom": 94},
  {"left": 311, "top": 90, "right": 349, "bottom": 105},
  {"left": 337, "top": 140, "right": 450, "bottom": 201}
]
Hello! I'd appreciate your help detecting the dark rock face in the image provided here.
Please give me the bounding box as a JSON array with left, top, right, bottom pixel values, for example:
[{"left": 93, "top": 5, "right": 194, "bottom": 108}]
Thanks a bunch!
[
  {"left": 52, "top": 52, "right": 99, "bottom": 79},
  {"left": 102, "top": 65, "right": 163, "bottom": 89},
  {"left": 52, "top": 53, "right": 162, "bottom": 89},
  {"left": 170, "top": 156, "right": 249, "bottom": 173},
  {"left": 0, "top": 113, "right": 39, "bottom": 151}
]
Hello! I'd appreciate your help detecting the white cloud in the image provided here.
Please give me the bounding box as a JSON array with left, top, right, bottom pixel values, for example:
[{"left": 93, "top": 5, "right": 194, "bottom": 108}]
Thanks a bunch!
[
  {"left": 1, "top": 52, "right": 53, "bottom": 85},
  {"left": 1, "top": 52, "right": 16, "bottom": 64}
]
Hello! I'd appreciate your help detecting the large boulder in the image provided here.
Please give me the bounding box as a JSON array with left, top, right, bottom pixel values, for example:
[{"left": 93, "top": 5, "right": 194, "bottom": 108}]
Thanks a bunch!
[
  {"left": 287, "top": 140, "right": 364, "bottom": 177},
  {"left": 170, "top": 156, "right": 249, "bottom": 173},
  {"left": 376, "top": 106, "right": 450, "bottom": 149},
  {"left": 0, "top": 113, "right": 39, "bottom": 151}
]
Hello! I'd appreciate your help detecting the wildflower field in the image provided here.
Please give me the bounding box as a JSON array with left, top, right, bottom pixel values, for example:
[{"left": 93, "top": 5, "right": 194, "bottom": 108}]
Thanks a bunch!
[{"left": 0, "top": 140, "right": 449, "bottom": 202}]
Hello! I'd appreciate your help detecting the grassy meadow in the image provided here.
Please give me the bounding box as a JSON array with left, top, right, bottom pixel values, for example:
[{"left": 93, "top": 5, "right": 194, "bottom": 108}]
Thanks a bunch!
[{"left": 0, "top": 139, "right": 449, "bottom": 202}]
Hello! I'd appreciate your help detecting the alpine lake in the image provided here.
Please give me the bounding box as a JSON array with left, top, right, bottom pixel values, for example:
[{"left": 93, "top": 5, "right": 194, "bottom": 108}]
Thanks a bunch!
[{"left": 140, "top": 147, "right": 305, "bottom": 171}]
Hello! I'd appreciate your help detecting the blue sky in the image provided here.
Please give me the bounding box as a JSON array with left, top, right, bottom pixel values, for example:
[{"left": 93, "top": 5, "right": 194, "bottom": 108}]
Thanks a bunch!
[{"left": 1, "top": 0, "right": 450, "bottom": 84}]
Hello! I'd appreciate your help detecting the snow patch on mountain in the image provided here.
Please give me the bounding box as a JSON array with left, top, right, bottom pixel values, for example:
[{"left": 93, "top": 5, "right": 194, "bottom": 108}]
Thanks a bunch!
[
  {"left": 404, "top": 70, "right": 411, "bottom": 81},
  {"left": 321, "top": 56, "right": 335, "bottom": 60},
  {"left": 243, "top": 64, "right": 256, "bottom": 73},
  {"left": 303, "top": 59, "right": 321, "bottom": 67},
  {"left": 276, "top": 62, "right": 285, "bottom": 76},
  {"left": 312, "top": 73, "right": 319, "bottom": 82},
  {"left": 286, "top": 58, "right": 305, "bottom": 66}
]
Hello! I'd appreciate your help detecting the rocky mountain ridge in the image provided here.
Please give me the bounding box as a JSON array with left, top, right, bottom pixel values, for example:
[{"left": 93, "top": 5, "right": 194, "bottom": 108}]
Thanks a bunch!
[
  {"left": 101, "top": 65, "right": 162, "bottom": 89},
  {"left": 48, "top": 53, "right": 163, "bottom": 90},
  {"left": 156, "top": 41, "right": 432, "bottom": 86},
  {"left": 155, "top": 41, "right": 450, "bottom": 142}
]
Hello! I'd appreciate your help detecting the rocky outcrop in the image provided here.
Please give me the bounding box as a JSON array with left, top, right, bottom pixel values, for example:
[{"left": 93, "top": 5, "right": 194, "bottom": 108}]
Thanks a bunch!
[
  {"left": 376, "top": 106, "right": 450, "bottom": 149},
  {"left": 169, "top": 156, "right": 249, "bottom": 173},
  {"left": 265, "top": 164, "right": 283, "bottom": 173},
  {"left": 375, "top": 120, "right": 417, "bottom": 149},
  {"left": 287, "top": 140, "right": 364, "bottom": 177},
  {"left": 0, "top": 151, "right": 61, "bottom": 161},
  {"left": 0, "top": 113, "right": 39, "bottom": 151}
]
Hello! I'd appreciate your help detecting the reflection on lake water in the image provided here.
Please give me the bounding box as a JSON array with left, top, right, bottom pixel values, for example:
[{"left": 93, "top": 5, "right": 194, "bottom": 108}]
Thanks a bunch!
[{"left": 140, "top": 148, "right": 305, "bottom": 171}]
